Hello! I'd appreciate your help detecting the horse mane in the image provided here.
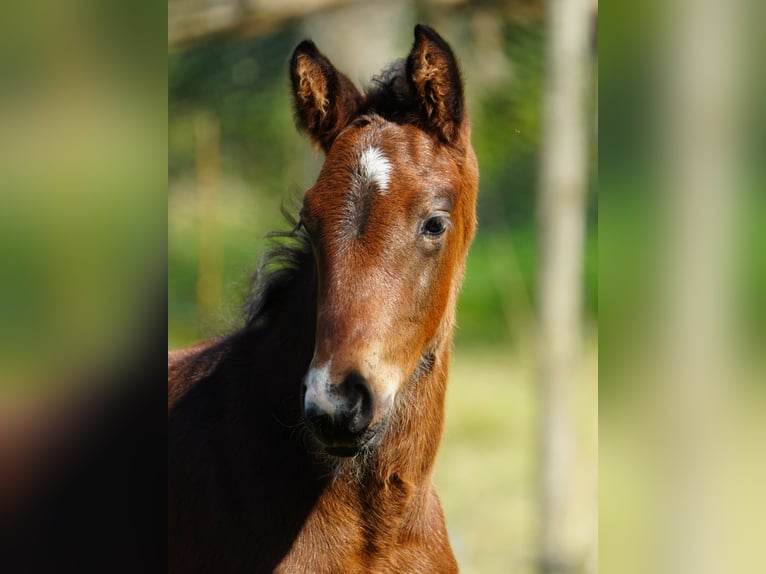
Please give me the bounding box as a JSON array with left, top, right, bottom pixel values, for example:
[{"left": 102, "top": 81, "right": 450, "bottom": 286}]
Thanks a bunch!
[
  {"left": 243, "top": 205, "right": 313, "bottom": 331},
  {"left": 360, "top": 59, "right": 420, "bottom": 125}
]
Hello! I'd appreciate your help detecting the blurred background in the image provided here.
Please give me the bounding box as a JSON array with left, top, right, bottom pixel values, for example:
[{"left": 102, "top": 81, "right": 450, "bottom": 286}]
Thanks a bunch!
[
  {"left": 599, "top": 1, "right": 766, "bottom": 573},
  {"left": 168, "top": 1, "right": 597, "bottom": 573},
  {"left": 0, "top": 0, "right": 166, "bottom": 571}
]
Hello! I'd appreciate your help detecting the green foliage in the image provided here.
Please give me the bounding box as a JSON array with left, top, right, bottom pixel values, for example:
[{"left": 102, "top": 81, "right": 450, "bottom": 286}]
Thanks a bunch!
[
  {"left": 473, "top": 23, "right": 546, "bottom": 229},
  {"left": 169, "top": 26, "right": 305, "bottom": 194},
  {"left": 457, "top": 222, "right": 597, "bottom": 348}
]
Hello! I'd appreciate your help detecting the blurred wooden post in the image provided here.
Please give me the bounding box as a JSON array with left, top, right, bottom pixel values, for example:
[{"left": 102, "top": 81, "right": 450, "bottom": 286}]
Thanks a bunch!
[
  {"left": 194, "top": 110, "right": 222, "bottom": 322},
  {"left": 657, "top": 0, "right": 740, "bottom": 572},
  {"left": 536, "top": 0, "right": 592, "bottom": 572}
]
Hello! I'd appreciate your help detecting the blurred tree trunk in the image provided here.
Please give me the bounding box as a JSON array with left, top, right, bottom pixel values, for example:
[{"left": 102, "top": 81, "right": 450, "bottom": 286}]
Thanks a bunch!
[{"left": 536, "top": 0, "right": 593, "bottom": 572}]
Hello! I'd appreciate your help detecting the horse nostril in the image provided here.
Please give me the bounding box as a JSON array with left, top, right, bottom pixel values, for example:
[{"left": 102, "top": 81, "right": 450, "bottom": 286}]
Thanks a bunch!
[
  {"left": 342, "top": 371, "right": 374, "bottom": 435},
  {"left": 304, "top": 403, "right": 334, "bottom": 443}
]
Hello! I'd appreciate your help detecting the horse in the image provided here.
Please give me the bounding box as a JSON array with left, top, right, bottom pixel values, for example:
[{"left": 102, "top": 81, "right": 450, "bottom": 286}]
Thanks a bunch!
[{"left": 168, "top": 25, "right": 478, "bottom": 573}]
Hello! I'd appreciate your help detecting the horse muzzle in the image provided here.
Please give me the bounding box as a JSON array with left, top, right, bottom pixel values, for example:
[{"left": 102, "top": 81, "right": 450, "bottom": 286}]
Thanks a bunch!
[{"left": 303, "top": 367, "right": 375, "bottom": 457}]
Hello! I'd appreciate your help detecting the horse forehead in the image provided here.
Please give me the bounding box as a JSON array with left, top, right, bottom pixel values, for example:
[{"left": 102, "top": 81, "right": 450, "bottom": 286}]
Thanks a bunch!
[{"left": 307, "top": 125, "right": 458, "bottom": 235}]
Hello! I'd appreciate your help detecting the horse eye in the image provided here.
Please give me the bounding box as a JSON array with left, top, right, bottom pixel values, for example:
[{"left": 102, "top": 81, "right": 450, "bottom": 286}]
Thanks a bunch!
[{"left": 422, "top": 216, "right": 448, "bottom": 237}]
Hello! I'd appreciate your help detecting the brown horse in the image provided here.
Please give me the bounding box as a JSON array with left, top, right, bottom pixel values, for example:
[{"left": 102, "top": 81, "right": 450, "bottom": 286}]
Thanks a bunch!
[{"left": 168, "top": 25, "right": 478, "bottom": 573}]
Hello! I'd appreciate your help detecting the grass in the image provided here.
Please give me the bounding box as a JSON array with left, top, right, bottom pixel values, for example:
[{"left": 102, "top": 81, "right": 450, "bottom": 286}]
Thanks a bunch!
[{"left": 437, "top": 341, "right": 598, "bottom": 574}]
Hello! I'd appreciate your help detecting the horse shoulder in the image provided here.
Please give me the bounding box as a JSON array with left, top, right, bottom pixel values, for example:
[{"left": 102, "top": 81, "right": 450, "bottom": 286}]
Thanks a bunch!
[{"left": 167, "top": 337, "right": 225, "bottom": 411}]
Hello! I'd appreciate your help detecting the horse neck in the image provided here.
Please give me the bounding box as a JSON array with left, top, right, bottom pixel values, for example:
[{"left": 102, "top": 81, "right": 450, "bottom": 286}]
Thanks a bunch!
[{"left": 388, "top": 343, "right": 451, "bottom": 479}]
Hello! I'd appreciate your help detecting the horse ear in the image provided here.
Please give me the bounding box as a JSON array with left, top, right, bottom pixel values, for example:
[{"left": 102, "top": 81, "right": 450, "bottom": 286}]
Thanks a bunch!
[
  {"left": 406, "top": 25, "right": 465, "bottom": 144},
  {"left": 290, "top": 40, "right": 363, "bottom": 152}
]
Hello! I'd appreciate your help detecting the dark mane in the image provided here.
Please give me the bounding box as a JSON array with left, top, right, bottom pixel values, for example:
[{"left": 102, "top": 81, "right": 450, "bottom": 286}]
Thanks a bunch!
[
  {"left": 243, "top": 207, "right": 313, "bottom": 330},
  {"left": 361, "top": 59, "right": 417, "bottom": 122}
]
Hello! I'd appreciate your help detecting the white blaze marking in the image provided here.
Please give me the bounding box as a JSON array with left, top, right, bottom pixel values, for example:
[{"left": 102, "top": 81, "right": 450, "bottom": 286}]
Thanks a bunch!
[{"left": 358, "top": 146, "right": 391, "bottom": 193}]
